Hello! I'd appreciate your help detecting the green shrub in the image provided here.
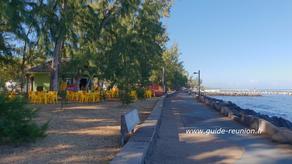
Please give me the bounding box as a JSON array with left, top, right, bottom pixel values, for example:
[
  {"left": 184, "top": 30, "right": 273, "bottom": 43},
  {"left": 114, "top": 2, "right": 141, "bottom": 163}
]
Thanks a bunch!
[
  {"left": 0, "top": 94, "right": 48, "bottom": 145},
  {"left": 100, "top": 89, "right": 106, "bottom": 101},
  {"left": 119, "top": 89, "right": 134, "bottom": 104},
  {"left": 136, "top": 88, "right": 145, "bottom": 100}
]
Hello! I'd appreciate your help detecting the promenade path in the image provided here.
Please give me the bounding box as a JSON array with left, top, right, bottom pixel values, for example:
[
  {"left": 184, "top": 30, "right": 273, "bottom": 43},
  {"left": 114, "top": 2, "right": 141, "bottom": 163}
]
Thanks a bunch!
[{"left": 146, "top": 91, "right": 292, "bottom": 164}]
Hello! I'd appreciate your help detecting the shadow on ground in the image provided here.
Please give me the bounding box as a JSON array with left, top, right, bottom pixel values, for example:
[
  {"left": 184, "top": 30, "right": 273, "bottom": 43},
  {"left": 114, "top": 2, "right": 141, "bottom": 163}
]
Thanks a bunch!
[
  {"left": 146, "top": 92, "right": 292, "bottom": 164},
  {"left": 0, "top": 98, "right": 158, "bottom": 164}
]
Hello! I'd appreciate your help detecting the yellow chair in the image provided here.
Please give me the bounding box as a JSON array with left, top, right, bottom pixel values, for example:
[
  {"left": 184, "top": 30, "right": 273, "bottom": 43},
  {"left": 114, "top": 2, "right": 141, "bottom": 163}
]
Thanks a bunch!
[
  {"left": 87, "top": 93, "right": 93, "bottom": 103},
  {"left": 106, "top": 90, "right": 112, "bottom": 99},
  {"left": 28, "top": 91, "right": 33, "bottom": 101},
  {"left": 72, "top": 91, "right": 79, "bottom": 102},
  {"left": 33, "top": 92, "right": 43, "bottom": 104},
  {"left": 130, "top": 90, "right": 138, "bottom": 100},
  {"left": 91, "top": 92, "right": 100, "bottom": 102},
  {"left": 66, "top": 91, "right": 70, "bottom": 101},
  {"left": 66, "top": 91, "right": 74, "bottom": 101},
  {"left": 28, "top": 91, "right": 42, "bottom": 104},
  {"left": 79, "top": 92, "right": 88, "bottom": 103},
  {"left": 39, "top": 92, "right": 48, "bottom": 104},
  {"left": 48, "top": 91, "right": 58, "bottom": 104},
  {"left": 144, "top": 89, "right": 151, "bottom": 98},
  {"left": 148, "top": 90, "right": 153, "bottom": 98},
  {"left": 28, "top": 91, "right": 37, "bottom": 103},
  {"left": 144, "top": 90, "right": 148, "bottom": 98},
  {"left": 111, "top": 87, "right": 119, "bottom": 98},
  {"left": 73, "top": 91, "right": 82, "bottom": 102}
]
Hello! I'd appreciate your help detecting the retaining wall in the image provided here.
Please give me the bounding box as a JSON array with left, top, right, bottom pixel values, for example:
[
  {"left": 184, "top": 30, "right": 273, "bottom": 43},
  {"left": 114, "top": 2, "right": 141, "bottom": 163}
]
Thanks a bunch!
[{"left": 111, "top": 92, "right": 175, "bottom": 164}]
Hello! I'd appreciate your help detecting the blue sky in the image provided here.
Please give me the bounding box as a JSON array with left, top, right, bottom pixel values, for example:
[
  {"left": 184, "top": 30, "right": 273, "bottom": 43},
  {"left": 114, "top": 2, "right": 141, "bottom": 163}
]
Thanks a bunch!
[{"left": 164, "top": 0, "right": 292, "bottom": 89}]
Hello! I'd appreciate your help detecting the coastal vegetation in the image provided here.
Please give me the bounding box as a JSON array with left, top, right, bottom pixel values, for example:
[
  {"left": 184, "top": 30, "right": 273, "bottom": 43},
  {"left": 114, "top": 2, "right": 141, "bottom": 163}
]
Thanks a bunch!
[
  {"left": 0, "top": 94, "right": 47, "bottom": 144},
  {"left": 0, "top": 0, "right": 188, "bottom": 96},
  {"left": 0, "top": 0, "right": 188, "bottom": 145}
]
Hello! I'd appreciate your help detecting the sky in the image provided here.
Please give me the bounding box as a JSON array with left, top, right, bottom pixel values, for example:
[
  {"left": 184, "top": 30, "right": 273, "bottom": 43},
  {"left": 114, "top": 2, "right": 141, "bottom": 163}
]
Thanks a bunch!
[{"left": 164, "top": 0, "right": 292, "bottom": 89}]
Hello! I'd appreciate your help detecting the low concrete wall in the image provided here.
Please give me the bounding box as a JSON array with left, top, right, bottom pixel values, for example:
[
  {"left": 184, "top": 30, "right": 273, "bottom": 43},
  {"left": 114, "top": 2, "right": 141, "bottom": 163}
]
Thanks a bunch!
[
  {"left": 196, "top": 95, "right": 292, "bottom": 145},
  {"left": 111, "top": 92, "right": 175, "bottom": 164}
]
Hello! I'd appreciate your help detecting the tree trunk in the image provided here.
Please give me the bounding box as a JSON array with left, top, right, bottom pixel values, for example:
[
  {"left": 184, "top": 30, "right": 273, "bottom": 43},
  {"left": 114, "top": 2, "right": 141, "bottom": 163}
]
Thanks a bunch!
[
  {"left": 52, "top": 38, "right": 64, "bottom": 91},
  {"left": 20, "top": 41, "right": 27, "bottom": 92}
]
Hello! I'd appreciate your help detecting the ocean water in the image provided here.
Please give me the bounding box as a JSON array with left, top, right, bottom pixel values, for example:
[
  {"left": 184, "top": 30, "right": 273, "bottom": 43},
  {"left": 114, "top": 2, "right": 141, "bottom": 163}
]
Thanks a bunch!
[{"left": 212, "top": 95, "right": 292, "bottom": 122}]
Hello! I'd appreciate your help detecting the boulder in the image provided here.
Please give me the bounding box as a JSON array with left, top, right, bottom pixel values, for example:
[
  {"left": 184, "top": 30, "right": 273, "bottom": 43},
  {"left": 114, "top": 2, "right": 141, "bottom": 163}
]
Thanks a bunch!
[
  {"left": 231, "top": 115, "right": 241, "bottom": 122},
  {"left": 220, "top": 106, "right": 231, "bottom": 116},
  {"left": 258, "top": 119, "right": 279, "bottom": 136},
  {"left": 270, "top": 116, "right": 292, "bottom": 129},
  {"left": 205, "top": 99, "right": 210, "bottom": 105},
  {"left": 271, "top": 128, "right": 292, "bottom": 144},
  {"left": 240, "top": 114, "right": 258, "bottom": 128},
  {"left": 227, "top": 111, "right": 234, "bottom": 118},
  {"left": 214, "top": 102, "right": 222, "bottom": 111}
]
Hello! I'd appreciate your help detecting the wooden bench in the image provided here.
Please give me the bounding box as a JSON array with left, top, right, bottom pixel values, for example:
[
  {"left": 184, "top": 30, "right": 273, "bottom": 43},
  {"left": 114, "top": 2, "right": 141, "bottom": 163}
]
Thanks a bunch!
[{"left": 120, "top": 109, "right": 140, "bottom": 146}]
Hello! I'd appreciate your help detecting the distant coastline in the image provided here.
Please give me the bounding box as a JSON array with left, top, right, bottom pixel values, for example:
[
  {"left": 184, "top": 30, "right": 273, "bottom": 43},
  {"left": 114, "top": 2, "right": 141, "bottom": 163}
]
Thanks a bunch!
[{"left": 202, "top": 88, "right": 292, "bottom": 96}]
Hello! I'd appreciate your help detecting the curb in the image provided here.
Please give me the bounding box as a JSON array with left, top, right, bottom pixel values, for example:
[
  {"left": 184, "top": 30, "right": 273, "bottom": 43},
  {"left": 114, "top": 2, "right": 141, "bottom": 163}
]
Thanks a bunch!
[{"left": 111, "top": 92, "right": 174, "bottom": 164}]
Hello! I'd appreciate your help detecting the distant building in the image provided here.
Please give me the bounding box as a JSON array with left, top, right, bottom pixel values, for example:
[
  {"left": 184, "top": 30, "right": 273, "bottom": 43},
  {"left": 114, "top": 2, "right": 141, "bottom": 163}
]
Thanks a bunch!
[{"left": 26, "top": 61, "right": 92, "bottom": 92}]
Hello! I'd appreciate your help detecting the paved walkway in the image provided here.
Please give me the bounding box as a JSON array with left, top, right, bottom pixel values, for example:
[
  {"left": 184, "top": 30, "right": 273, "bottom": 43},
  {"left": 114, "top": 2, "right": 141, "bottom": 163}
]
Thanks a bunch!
[{"left": 146, "top": 92, "right": 292, "bottom": 164}]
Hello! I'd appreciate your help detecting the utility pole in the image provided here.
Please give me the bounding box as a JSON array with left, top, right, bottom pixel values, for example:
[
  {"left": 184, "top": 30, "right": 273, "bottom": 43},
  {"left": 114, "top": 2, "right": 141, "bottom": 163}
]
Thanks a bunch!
[
  {"left": 194, "top": 70, "right": 201, "bottom": 96},
  {"left": 198, "top": 70, "right": 201, "bottom": 96}
]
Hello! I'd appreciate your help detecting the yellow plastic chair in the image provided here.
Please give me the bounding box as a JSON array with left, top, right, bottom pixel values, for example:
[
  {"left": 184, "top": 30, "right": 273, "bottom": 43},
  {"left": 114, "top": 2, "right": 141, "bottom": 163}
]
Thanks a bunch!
[
  {"left": 111, "top": 87, "right": 119, "bottom": 98},
  {"left": 72, "top": 91, "right": 79, "bottom": 102},
  {"left": 79, "top": 92, "right": 87, "bottom": 103},
  {"left": 29, "top": 91, "right": 37, "bottom": 103},
  {"left": 144, "top": 90, "right": 150, "bottom": 98},
  {"left": 147, "top": 89, "right": 153, "bottom": 98},
  {"left": 38, "top": 92, "right": 48, "bottom": 104},
  {"left": 32, "top": 92, "right": 43, "bottom": 104},
  {"left": 106, "top": 90, "right": 112, "bottom": 99},
  {"left": 84, "top": 92, "right": 90, "bottom": 103},
  {"left": 87, "top": 92, "right": 94, "bottom": 102},
  {"left": 130, "top": 90, "right": 138, "bottom": 100},
  {"left": 90, "top": 92, "right": 100, "bottom": 102},
  {"left": 28, "top": 91, "right": 33, "bottom": 101},
  {"left": 66, "top": 91, "right": 74, "bottom": 101},
  {"left": 34, "top": 91, "right": 48, "bottom": 104},
  {"left": 95, "top": 93, "right": 100, "bottom": 102},
  {"left": 66, "top": 91, "right": 70, "bottom": 101},
  {"left": 73, "top": 91, "right": 81, "bottom": 102},
  {"left": 48, "top": 91, "right": 58, "bottom": 104},
  {"left": 144, "top": 90, "right": 148, "bottom": 98}
]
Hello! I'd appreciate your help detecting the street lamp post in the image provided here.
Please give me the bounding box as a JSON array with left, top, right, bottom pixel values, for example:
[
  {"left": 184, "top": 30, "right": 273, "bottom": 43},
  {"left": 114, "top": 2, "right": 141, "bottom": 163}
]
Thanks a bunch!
[{"left": 193, "top": 70, "right": 201, "bottom": 96}]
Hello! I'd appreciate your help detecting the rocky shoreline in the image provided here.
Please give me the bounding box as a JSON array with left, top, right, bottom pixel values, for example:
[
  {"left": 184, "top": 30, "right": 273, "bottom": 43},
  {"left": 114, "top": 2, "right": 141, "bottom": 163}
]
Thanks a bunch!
[{"left": 197, "top": 95, "right": 292, "bottom": 144}]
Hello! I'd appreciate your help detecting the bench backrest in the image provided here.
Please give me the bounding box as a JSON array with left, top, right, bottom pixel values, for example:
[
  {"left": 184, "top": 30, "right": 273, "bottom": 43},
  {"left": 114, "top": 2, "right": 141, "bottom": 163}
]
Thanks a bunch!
[{"left": 121, "top": 109, "right": 140, "bottom": 145}]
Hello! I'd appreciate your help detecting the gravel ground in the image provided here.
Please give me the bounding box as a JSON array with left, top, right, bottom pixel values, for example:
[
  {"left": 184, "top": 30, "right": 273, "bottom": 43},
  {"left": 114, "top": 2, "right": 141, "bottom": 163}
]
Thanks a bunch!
[{"left": 0, "top": 98, "right": 159, "bottom": 164}]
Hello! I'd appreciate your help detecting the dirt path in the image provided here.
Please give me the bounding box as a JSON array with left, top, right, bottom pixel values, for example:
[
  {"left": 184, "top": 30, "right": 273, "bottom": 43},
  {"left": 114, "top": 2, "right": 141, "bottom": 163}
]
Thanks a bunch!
[{"left": 0, "top": 98, "right": 159, "bottom": 164}]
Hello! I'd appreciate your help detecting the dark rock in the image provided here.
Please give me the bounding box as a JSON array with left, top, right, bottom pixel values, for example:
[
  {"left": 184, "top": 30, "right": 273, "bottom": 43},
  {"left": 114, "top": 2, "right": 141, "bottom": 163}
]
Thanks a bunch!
[
  {"left": 272, "top": 128, "right": 292, "bottom": 144},
  {"left": 258, "top": 119, "right": 279, "bottom": 136},
  {"left": 240, "top": 114, "right": 258, "bottom": 127}
]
